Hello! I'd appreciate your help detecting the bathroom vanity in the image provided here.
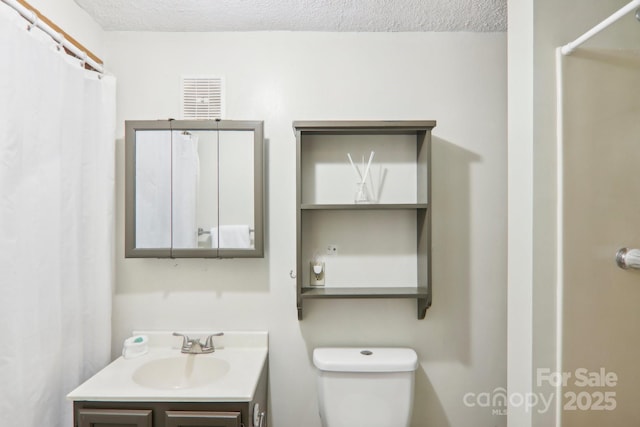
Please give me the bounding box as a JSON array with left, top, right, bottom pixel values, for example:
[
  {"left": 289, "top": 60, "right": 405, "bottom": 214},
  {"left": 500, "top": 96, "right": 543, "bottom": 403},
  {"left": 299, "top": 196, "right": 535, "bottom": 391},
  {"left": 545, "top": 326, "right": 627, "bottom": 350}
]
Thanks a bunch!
[{"left": 67, "top": 331, "right": 268, "bottom": 427}]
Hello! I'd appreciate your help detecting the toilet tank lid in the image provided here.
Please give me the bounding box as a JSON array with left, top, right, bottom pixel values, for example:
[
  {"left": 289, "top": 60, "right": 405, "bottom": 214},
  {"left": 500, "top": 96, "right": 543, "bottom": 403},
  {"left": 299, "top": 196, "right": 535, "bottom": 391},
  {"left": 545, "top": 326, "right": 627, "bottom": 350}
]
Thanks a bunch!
[{"left": 313, "top": 347, "right": 418, "bottom": 372}]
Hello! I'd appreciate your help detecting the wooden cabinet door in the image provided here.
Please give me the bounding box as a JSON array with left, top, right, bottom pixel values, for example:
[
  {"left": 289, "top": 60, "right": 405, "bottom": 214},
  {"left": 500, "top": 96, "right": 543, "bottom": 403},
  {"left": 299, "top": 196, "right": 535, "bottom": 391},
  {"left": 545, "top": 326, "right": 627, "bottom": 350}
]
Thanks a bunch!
[
  {"left": 165, "top": 411, "right": 241, "bottom": 427},
  {"left": 77, "top": 408, "right": 152, "bottom": 427}
]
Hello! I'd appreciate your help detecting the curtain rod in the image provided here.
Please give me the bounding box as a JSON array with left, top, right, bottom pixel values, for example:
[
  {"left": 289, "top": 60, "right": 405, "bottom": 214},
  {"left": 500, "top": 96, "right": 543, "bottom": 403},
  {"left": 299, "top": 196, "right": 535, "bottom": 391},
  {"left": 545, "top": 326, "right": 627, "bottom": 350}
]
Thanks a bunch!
[
  {"left": 561, "top": 0, "right": 640, "bottom": 55},
  {"left": 1, "top": 0, "right": 104, "bottom": 73}
]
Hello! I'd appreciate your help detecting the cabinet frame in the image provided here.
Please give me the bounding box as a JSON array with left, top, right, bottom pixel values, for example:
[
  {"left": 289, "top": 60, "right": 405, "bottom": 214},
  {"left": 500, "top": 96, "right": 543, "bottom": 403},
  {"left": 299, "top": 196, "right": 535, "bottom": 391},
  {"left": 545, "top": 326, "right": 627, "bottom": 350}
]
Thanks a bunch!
[
  {"left": 294, "top": 120, "right": 436, "bottom": 320},
  {"left": 74, "top": 402, "right": 251, "bottom": 427}
]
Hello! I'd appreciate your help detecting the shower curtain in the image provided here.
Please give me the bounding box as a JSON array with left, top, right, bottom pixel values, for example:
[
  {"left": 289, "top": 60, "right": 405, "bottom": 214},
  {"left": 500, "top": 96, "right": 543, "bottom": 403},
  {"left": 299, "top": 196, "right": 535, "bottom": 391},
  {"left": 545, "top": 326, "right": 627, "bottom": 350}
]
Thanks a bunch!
[
  {"left": 0, "top": 5, "right": 115, "bottom": 427},
  {"left": 135, "top": 130, "right": 172, "bottom": 248},
  {"left": 171, "top": 131, "right": 200, "bottom": 248}
]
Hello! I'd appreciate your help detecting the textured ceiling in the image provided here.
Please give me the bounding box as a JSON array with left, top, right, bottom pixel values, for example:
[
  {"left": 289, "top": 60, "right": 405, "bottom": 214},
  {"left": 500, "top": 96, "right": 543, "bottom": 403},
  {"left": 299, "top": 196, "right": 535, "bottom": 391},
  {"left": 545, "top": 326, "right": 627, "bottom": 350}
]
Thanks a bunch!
[{"left": 74, "top": 0, "right": 507, "bottom": 32}]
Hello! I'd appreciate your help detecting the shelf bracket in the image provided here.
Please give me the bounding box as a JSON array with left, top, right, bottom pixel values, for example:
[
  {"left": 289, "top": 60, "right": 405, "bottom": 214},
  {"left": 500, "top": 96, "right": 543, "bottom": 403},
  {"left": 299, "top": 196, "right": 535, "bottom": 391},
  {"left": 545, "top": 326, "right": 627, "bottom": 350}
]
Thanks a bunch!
[
  {"left": 297, "top": 303, "right": 304, "bottom": 320},
  {"left": 417, "top": 296, "right": 431, "bottom": 320}
]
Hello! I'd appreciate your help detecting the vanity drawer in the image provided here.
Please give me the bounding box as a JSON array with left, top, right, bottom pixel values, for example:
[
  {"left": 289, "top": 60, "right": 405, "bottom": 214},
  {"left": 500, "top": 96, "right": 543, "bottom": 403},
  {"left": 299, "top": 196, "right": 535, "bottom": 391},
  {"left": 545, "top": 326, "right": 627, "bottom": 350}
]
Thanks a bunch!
[
  {"left": 165, "top": 410, "right": 241, "bottom": 427},
  {"left": 77, "top": 408, "right": 152, "bottom": 427}
]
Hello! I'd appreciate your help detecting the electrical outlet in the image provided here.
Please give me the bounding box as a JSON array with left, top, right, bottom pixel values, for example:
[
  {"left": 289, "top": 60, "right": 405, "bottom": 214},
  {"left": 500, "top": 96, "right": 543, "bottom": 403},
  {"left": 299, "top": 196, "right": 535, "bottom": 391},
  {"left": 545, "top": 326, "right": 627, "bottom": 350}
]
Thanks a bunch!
[
  {"left": 327, "top": 244, "right": 338, "bottom": 255},
  {"left": 310, "top": 262, "right": 325, "bottom": 286}
]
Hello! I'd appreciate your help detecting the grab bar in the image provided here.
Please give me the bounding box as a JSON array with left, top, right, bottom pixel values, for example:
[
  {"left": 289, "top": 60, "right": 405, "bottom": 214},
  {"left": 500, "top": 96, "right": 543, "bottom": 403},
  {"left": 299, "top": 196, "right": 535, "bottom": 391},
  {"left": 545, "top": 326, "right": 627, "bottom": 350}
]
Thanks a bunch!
[{"left": 616, "top": 248, "right": 640, "bottom": 270}]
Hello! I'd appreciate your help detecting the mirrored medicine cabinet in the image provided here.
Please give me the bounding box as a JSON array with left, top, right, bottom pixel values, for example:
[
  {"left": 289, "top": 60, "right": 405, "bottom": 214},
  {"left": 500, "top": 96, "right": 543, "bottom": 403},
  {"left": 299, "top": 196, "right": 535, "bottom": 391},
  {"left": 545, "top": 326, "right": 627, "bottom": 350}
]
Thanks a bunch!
[{"left": 125, "top": 119, "right": 264, "bottom": 258}]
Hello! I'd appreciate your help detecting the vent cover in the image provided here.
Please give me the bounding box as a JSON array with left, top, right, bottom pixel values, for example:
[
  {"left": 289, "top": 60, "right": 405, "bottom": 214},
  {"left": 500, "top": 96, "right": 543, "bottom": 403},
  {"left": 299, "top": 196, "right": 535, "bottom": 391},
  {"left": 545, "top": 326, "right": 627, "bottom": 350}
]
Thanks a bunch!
[{"left": 182, "top": 76, "right": 224, "bottom": 120}]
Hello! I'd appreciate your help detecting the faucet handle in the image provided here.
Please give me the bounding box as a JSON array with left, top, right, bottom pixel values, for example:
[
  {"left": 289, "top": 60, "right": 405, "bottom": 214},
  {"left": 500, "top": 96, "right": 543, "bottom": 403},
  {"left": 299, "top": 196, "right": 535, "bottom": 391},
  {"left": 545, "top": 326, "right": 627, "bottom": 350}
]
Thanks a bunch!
[
  {"left": 172, "top": 332, "right": 191, "bottom": 349},
  {"left": 204, "top": 332, "right": 224, "bottom": 350}
]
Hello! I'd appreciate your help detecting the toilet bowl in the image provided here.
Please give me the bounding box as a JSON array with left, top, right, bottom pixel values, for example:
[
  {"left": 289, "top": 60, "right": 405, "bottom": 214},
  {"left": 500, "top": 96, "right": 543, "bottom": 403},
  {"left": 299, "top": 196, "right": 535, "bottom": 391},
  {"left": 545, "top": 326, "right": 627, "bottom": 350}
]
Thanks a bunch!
[{"left": 313, "top": 347, "right": 418, "bottom": 427}]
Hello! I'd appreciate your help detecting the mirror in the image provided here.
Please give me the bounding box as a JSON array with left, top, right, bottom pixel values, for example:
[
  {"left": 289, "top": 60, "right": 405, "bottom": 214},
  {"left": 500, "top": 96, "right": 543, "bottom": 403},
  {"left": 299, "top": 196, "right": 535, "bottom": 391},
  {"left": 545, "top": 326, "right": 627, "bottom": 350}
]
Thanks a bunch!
[{"left": 125, "top": 120, "right": 263, "bottom": 258}]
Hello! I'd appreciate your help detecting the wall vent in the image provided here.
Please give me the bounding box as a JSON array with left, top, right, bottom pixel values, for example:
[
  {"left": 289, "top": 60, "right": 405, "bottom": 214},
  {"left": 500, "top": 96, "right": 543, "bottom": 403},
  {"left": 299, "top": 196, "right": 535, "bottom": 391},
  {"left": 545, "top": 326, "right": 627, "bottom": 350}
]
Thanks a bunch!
[{"left": 182, "top": 76, "right": 224, "bottom": 120}]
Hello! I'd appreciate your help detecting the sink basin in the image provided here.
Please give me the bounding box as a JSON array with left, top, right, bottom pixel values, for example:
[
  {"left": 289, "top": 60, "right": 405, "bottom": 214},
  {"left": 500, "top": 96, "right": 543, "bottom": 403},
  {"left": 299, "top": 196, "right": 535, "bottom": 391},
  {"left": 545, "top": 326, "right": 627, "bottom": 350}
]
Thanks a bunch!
[{"left": 132, "top": 356, "right": 230, "bottom": 390}]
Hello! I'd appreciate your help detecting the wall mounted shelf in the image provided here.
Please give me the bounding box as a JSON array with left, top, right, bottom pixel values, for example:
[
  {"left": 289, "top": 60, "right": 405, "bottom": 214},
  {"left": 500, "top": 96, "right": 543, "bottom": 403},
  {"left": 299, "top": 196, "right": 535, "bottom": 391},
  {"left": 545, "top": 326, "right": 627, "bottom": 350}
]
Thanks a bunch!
[
  {"left": 300, "top": 203, "right": 429, "bottom": 210},
  {"left": 294, "top": 120, "right": 436, "bottom": 320}
]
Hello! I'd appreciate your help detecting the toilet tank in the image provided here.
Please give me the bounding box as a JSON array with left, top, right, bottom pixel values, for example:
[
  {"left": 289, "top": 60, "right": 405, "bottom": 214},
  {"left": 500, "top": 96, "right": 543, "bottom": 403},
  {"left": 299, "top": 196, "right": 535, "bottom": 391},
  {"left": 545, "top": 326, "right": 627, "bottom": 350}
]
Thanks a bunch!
[{"left": 313, "top": 347, "right": 418, "bottom": 427}]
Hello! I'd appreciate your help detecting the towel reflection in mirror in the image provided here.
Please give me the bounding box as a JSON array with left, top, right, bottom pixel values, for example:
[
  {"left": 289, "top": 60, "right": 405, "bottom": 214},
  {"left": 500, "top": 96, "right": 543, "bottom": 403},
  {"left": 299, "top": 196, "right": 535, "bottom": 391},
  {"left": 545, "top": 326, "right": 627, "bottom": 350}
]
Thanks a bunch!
[{"left": 210, "top": 225, "right": 252, "bottom": 249}]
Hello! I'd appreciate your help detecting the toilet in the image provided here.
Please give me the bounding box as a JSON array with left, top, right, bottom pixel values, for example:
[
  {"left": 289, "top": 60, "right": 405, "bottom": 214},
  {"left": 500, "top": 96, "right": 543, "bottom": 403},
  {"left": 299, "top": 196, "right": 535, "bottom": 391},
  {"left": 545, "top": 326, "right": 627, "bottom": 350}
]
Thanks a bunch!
[{"left": 313, "top": 347, "right": 418, "bottom": 427}]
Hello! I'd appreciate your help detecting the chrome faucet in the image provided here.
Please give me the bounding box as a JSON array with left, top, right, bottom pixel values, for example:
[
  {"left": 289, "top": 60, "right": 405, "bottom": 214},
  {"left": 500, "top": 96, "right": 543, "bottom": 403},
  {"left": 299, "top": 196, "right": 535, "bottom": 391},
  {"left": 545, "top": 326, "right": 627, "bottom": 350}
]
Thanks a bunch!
[{"left": 173, "top": 332, "right": 224, "bottom": 354}]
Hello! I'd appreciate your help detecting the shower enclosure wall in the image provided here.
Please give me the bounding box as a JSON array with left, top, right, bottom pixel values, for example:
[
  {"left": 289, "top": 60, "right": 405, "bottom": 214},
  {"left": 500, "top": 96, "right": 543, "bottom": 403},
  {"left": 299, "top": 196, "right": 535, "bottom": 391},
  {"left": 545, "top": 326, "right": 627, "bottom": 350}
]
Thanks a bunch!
[{"left": 560, "top": 48, "right": 640, "bottom": 425}]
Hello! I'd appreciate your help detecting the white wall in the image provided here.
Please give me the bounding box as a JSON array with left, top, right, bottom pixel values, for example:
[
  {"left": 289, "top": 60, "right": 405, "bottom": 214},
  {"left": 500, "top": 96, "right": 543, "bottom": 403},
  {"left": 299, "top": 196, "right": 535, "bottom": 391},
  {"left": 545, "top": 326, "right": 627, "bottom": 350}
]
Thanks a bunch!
[
  {"left": 562, "top": 49, "right": 640, "bottom": 426},
  {"left": 26, "top": 0, "right": 104, "bottom": 58},
  {"left": 106, "top": 32, "right": 507, "bottom": 427},
  {"left": 507, "top": 0, "right": 534, "bottom": 425},
  {"left": 508, "top": 1, "right": 640, "bottom": 426}
]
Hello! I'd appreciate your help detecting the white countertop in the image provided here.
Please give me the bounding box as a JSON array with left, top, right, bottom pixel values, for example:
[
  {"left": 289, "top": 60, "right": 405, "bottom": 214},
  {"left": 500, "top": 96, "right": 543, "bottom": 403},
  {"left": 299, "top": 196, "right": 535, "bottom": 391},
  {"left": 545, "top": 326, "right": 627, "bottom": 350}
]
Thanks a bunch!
[{"left": 67, "top": 331, "right": 268, "bottom": 402}]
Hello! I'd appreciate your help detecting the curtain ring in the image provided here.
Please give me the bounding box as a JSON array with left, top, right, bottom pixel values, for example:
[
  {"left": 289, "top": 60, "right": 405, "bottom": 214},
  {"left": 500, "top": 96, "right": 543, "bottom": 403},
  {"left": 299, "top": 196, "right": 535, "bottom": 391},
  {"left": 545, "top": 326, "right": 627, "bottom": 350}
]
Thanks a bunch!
[
  {"left": 289, "top": 270, "right": 296, "bottom": 279},
  {"left": 27, "top": 12, "right": 38, "bottom": 31},
  {"left": 79, "top": 51, "right": 88, "bottom": 68},
  {"left": 54, "top": 32, "right": 65, "bottom": 51}
]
